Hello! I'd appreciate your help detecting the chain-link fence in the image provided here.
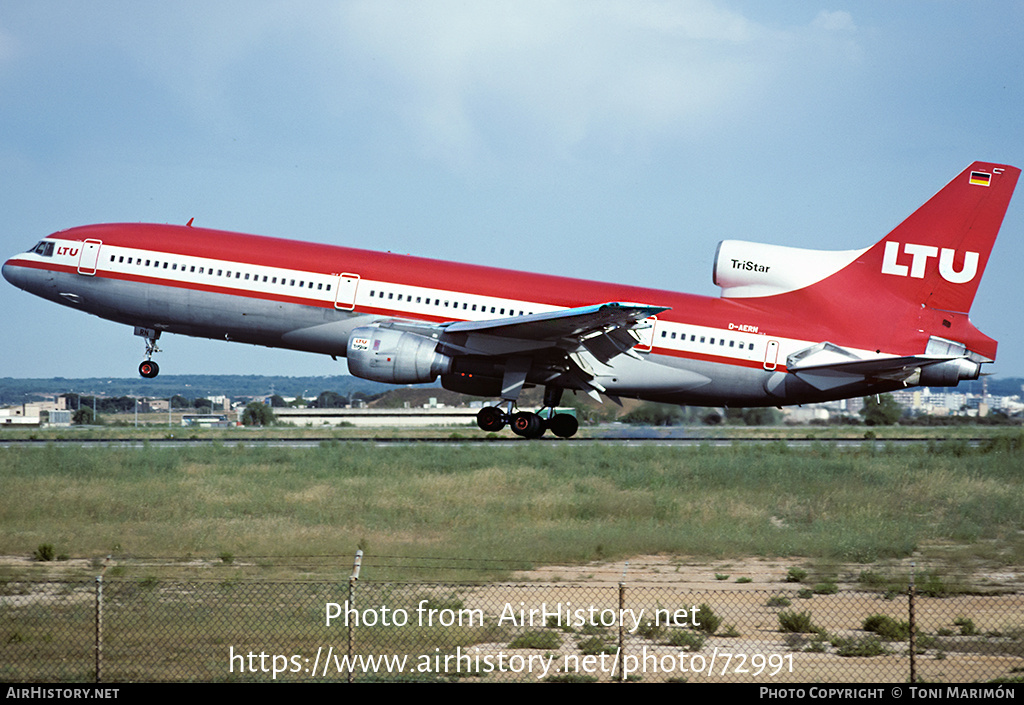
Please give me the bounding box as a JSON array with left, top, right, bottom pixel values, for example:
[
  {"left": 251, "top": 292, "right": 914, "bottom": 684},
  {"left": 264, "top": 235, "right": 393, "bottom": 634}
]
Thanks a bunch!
[{"left": 2, "top": 577, "right": 1022, "bottom": 683}]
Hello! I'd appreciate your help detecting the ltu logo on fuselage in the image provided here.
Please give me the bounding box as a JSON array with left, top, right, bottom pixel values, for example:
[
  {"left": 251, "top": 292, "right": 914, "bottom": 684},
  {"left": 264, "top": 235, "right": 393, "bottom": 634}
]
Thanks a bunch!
[{"left": 880, "top": 241, "right": 979, "bottom": 283}]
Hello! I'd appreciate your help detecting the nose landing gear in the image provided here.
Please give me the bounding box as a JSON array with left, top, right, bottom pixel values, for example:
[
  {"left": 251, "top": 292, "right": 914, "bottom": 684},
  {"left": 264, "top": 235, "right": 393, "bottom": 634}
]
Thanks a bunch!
[{"left": 135, "top": 327, "right": 162, "bottom": 378}]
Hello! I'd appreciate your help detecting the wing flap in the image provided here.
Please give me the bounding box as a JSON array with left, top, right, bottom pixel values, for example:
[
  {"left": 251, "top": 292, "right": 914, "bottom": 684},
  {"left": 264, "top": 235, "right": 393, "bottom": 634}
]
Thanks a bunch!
[
  {"left": 440, "top": 302, "right": 669, "bottom": 397},
  {"left": 443, "top": 302, "right": 666, "bottom": 341}
]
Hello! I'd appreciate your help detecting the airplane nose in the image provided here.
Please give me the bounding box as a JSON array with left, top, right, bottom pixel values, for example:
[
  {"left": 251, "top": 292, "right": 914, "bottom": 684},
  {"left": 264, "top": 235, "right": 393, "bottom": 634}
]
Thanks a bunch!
[{"left": 3, "top": 258, "right": 26, "bottom": 289}]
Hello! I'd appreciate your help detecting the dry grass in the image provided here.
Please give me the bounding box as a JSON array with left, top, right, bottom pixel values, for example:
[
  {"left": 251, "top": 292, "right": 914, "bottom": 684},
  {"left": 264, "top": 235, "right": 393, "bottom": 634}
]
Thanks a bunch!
[{"left": 1, "top": 434, "right": 1023, "bottom": 582}]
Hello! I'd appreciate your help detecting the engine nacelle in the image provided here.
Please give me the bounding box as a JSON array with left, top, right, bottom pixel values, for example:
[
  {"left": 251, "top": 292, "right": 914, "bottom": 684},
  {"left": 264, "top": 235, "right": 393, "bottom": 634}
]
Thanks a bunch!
[
  {"left": 346, "top": 326, "right": 452, "bottom": 384},
  {"left": 918, "top": 358, "right": 981, "bottom": 387},
  {"left": 713, "top": 240, "right": 866, "bottom": 298}
]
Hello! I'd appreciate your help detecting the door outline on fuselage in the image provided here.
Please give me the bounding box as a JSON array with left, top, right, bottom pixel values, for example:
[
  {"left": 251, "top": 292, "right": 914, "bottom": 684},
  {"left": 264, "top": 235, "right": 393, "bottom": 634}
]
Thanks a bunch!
[
  {"left": 77, "top": 239, "right": 102, "bottom": 276},
  {"left": 334, "top": 273, "right": 360, "bottom": 310},
  {"left": 763, "top": 339, "right": 780, "bottom": 370},
  {"left": 634, "top": 316, "right": 657, "bottom": 353}
]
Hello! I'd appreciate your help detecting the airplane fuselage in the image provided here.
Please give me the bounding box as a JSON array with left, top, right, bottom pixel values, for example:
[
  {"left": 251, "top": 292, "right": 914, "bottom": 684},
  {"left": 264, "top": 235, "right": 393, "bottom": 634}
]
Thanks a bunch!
[
  {"left": 4, "top": 162, "right": 1018, "bottom": 435},
  {"left": 0, "top": 223, "right": 936, "bottom": 407}
]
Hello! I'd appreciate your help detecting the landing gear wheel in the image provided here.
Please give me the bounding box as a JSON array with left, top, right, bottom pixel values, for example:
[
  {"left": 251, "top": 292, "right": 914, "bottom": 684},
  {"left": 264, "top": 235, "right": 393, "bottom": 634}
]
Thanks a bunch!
[
  {"left": 511, "top": 411, "right": 545, "bottom": 439},
  {"left": 548, "top": 413, "right": 579, "bottom": 439},
  {"left": 476, "top": 406, "right": 506, "bottom": 432},
  {"left": 139, "top": 360, "right": 160, "bottom": 379}
]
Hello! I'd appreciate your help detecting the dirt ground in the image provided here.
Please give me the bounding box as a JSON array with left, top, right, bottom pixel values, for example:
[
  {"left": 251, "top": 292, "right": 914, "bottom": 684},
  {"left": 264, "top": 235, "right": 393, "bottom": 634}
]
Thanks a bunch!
[
  {"left": 463, "top": 555, "right": 1024, "bottom": 683},
  {"left": 510, "top": 554, "right": 1024, "bottom": 592},
  {"left": 4, "top": 553, "right": 1022, "bottom": 683}
]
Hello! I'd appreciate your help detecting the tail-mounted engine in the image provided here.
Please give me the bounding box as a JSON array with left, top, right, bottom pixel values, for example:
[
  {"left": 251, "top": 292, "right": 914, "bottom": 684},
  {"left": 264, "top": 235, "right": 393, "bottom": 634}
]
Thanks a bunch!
[
  {"left": 916, "top": 358, "right": 981, "bottom": 387},
  {"left": 346, "top": 326, "right": 452, "bottom": 384},
  {"left": 713, "top": 240, "right": 865, "bottom": 298}
]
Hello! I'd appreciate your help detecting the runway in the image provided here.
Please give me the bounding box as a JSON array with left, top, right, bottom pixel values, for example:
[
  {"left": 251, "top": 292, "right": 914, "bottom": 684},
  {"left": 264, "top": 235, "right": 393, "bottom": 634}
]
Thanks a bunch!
[{"left": 0, "top": 432, "right": 984, "bottom": 449}]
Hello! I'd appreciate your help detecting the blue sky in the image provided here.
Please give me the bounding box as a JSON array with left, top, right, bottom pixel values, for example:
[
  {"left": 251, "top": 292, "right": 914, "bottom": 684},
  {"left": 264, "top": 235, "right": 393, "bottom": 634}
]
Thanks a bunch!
[{"left": 2, "top": 1, "right": 1023, "bottom": 382}]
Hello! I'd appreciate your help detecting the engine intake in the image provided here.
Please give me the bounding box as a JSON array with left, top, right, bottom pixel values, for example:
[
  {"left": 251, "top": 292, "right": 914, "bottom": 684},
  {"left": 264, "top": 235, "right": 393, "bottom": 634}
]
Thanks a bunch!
[{"left": 346, "top": 326, "right": 452, "bottom": 384}]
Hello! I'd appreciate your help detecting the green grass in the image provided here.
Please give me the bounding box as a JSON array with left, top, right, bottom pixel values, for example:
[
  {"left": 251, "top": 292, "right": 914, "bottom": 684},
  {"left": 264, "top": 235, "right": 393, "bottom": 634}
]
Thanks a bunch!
[{"left": 2, "top": 433, "right": 1023, "bottom": 581}]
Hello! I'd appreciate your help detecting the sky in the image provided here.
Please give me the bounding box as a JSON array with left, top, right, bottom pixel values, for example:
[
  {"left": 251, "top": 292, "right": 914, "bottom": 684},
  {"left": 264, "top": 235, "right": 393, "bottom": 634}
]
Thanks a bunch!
[{"left": 2, "top": 1, "right": 1023, "bottom": 382}]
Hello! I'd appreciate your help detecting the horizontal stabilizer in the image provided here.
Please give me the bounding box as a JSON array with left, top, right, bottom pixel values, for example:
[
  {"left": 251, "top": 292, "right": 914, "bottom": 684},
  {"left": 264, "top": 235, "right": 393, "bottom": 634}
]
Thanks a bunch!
[{"left": 787, "top": 342, "right": 981, "bottom": 391}]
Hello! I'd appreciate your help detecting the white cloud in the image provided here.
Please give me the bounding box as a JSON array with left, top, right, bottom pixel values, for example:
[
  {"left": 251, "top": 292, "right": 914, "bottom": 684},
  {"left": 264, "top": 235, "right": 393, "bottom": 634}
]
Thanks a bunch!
[
  {"left": 335, "top": 0, "right": 806, "bottom": 162},
  {"left": 812, "top": 10, "right": 856, "bottom": 33}
]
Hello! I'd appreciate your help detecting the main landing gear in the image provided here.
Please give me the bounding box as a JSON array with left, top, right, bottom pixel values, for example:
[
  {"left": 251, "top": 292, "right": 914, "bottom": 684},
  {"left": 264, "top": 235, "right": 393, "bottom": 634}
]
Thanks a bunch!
[
  {"left": 475, "top": 386, "right": 580, "bottom": 439},
  {"left": 135, "top": 327, "right": 161, "bottom": 378},
  {"left": 475, "top": 405, "right": 579, "bottom": 439}
]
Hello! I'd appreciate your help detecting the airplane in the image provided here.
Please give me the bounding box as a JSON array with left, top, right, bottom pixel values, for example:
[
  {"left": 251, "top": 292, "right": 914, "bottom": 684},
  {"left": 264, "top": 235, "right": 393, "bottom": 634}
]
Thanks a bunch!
[{"left": 3, "top": 161, "right": 1018, "bottom": 438}]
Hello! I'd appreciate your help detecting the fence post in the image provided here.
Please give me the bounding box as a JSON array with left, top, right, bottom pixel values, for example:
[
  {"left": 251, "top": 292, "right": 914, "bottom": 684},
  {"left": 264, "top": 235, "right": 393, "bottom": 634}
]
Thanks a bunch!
[
  {"left": 617, "top": 561, "right": 628, "bottom": 683},
  {"left": 908, "top": 566, "right": 917, "bottom": 683},
  {"left": 94, "top": 575, "right": 103, "bottom": 684},
  {"left": 348, "top": 550, "right": 363, "bottom": 684}
]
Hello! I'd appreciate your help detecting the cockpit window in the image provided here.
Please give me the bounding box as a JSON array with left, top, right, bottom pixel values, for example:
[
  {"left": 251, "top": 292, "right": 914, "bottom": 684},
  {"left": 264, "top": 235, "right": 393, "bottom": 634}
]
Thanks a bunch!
[{"left": 30, "top": 241, "right": 55, "bottom": 257}]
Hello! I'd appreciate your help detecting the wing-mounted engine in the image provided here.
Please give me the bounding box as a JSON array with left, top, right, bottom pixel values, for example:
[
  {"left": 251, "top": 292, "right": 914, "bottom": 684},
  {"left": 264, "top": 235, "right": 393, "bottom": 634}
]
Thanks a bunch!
[
  {"left": 346, "top": 325, "right": 452, "bottom": 384},
  {"left": 713, "top": 240, "right": 866, "bottom": 298}
]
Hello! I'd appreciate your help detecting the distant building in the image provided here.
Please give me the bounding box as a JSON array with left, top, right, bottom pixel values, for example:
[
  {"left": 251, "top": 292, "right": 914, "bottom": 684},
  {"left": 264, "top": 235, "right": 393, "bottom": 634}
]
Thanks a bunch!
[
  {"left": 181, "top": 414, "right": 233, "bottom": 428},
  {"left": 273, "top": 407, "right": 477, "bottom": 428},
  {"left": 1, "top": 397, "right": 69, "bottom": 426}
]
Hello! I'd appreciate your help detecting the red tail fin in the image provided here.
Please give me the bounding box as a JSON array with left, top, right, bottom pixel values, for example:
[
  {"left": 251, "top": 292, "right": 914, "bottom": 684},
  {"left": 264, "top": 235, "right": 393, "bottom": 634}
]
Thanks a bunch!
[
  {"left": 862, "top": 161, "right": 1019, "bottom": 314},
  {"left": 738, "top": 162, "right": 1019, "bottom": 361}
]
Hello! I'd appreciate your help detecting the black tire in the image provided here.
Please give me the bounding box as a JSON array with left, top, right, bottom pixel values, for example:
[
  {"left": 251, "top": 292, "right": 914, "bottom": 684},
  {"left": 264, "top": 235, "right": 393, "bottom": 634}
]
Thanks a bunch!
[
  {"left": 139, "top": 360, "right": 159, "bottom": 378},
  {"left": 548, "top": 413, "right": 579, "bottom": 438},
  {"left": 510, "top": 412, "right": 545, "bottom": 439},
  {"left": 476, "top": 406, "right": 505, "bottom": 432}
]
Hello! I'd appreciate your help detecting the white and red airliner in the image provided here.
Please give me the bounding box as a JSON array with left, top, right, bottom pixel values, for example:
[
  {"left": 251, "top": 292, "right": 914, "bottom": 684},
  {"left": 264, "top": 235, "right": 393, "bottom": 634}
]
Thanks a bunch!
[{"left": 3, "top": 161, "right": 1018, "bottom": 437}]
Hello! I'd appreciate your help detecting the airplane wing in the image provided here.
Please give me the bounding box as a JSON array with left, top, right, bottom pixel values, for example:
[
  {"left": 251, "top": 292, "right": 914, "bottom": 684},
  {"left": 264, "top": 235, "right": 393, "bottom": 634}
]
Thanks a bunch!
[
  {"left": 441, "top": 302, "right": 667, "bottom": 363},
  {"left": 786, "top": 342, "right": 980, "bottom": 391},
  {"left": 429, "top": 302, "right": 668, "bottom": 400}
]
